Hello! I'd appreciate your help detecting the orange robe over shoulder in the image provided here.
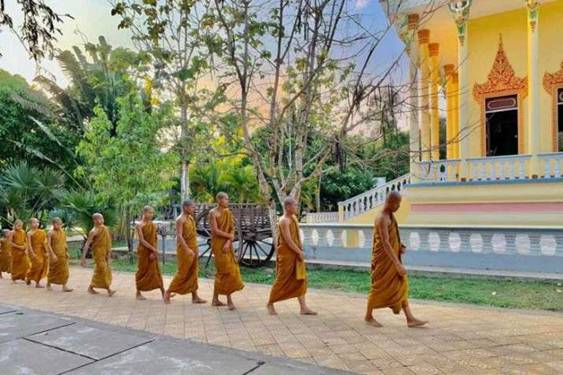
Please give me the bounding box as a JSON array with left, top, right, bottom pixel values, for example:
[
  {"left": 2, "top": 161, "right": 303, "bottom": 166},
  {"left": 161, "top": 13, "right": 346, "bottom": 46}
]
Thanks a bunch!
[
  {"left": 168, "top": 215, "right": 199, "bottom": 295},
  {"left": 210, "top": 208, "right": 244, "bottom": 295},
  {"left": 268, "top": 215, "right": 307, "bottom": 304},
  {"left": 27, "top": 229, "right": 48, "bottom": 283},
  {"left": 47, "top": 229, "right": 70, "bottom": 285},
  {"left": 135, "top": 222, "right": 163, "bottom": 292},
  {"left": 367, "top": 214, "right": 408, "bottom": 314},
  {"left": 0, "top": 238, "right": 12, "bottom": 273},
  {"left": 11, "top": 229, "right": 29, "bottom": 281},
  {"left": 90, "top": 225, "right": 112, "bottom": 289}
]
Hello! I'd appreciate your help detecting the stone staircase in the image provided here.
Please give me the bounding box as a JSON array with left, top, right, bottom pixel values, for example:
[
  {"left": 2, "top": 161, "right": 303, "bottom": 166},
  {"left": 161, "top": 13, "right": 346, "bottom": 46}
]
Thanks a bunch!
[{"left": 338, "top": 174, "right": 410, "bottom": 221}]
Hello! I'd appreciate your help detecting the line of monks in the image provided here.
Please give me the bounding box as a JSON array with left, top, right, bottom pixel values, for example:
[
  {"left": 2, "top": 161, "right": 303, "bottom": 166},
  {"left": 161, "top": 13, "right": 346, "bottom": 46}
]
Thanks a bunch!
[{"left": 0, "top": 192, "right": 427, "bottom": 327}]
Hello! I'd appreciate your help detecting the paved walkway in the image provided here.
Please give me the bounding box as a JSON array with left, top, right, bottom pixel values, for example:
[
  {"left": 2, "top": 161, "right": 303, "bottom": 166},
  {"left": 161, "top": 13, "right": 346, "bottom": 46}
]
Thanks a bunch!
[{"left": 1, "top": 267, "right": 562, "bottom": 374}]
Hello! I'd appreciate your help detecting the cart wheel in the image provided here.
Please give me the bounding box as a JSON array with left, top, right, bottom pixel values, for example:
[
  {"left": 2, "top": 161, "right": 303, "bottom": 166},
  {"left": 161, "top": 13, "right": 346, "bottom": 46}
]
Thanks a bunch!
[{"left": 237, "top": 237, "right": 275, "bottom": 268}]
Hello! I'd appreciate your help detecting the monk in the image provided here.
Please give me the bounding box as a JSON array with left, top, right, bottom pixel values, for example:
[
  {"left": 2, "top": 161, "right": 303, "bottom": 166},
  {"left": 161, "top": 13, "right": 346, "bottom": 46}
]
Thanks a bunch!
[
  {"left": 209, "top": 192, "right": 244, "bottom": 310},
  {"left": 135, "top": 206, "right": 164, "bottom": 300},
  {"left": 365, "top": 192, "right": 427, "bottom": 328},
  {"left": 8, "top": 220, "right": 29, "bottom": 283},
  {"left": 46, "top": 217, "right": 73, "bottom": 292},
  {"left": 164, "top": 200, "right": 206, "bottom": 304},
  {"left": 0, "top": 230, "right": 11, "bottom": 278},
  {"left": 267, "top": 197, "right": 316, "bottom": 316},
  {"left": 80, "top": 213, "right": 116, "bottom": 296},
  {"left": 26, "top": 218, "right": 49, "bottom": 288}
]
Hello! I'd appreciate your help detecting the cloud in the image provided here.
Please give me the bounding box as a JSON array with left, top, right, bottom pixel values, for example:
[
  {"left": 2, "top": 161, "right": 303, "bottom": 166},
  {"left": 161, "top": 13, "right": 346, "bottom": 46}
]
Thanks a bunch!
[{"left": 356, "top": 0, "right": 370, "bottom": 9}]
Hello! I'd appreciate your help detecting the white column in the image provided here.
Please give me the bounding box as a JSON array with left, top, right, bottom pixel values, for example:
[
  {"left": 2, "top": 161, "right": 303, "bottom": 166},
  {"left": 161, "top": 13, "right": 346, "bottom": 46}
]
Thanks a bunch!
[
  {"left": 449, "top": 0, "right": 472, "bottom": 178},
  {"left": 418, "top": 29, "right": 431, "bottom": 161},
  {"left": 526, "top": 0, "right": 541, "bottom": 177},
  {"left": 407, "top": 14, "right": 421, "bottom": 176},
  {"left": 429, "top": 42, "right": 441, "bottom": 160}
]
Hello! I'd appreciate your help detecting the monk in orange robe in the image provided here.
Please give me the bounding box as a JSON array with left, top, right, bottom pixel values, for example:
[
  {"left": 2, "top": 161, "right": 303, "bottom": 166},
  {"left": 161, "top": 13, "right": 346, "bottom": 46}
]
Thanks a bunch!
[
  {"left": 267, "top": 197, "right": 316, "bottom": 316},
  {"left": 135, "top": 206, "right": 164, "bottom": 300},
  {"left": 81, "top": 213, "right": 115, "bottom": 296},
  {"left": 164, "top": 200, "right": 206, "bottom": 304},
  {"left": 0, "top": 229, "right": 12, "bottom": 278},
  {"left": 26, "top": 218, "right": 49, "bottom": 288},
  {"left": 210, "top": 192, "right": 244, "bottom": 310},
  {"left": 365, "top": 192, "right": 427, "bottom": 328},
  {"left": 46, "top": 217, "right": 73, "bottom": 292},
  {"left": 8, "top": 220, "right": 29, "bottom": 283}
]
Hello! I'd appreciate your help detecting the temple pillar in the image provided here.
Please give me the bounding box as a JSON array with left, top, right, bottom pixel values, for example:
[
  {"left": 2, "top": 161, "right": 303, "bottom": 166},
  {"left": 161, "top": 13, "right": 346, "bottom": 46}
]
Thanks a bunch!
[
  {"left": 407, "top": 14, "right": 421, "bottom": 177},
  {"left": 418, "top": 29, "right": 431, "bottom": 161},
  {"left": 449, "top": 0, "right": 472, "bottom": 177},
  {"left": 526, "top": 0, "right": 541, "bottom": 177},
  {"left": 429, "top": 43, "right": 441, "bottom": 160},
  {"left": 444, "top": 64, "right": 456, "bottom": 160},
  {"left": 452, "top": 72, "right": 460, "bottom": 159}
]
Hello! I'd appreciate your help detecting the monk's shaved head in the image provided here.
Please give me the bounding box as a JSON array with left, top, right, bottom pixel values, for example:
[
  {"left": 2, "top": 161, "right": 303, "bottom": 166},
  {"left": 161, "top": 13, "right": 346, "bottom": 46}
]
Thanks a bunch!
[
  {"left": 92, "top": 213, "right": 103, "bottom": 220},
  {"left": 384, "top": 191, "right": 402, "bottom": 213},
  {"left": 386, "top": 191, "right": 402, "bottom": 203},
  {"left": 51, "top": 217, "right": 62, "bottom": 224},
  {"left": 216, "top": 192, "right": 228, "bottom": 201},
  {"left": 283, "top": 197, "right": 297, "bottom": 209}
]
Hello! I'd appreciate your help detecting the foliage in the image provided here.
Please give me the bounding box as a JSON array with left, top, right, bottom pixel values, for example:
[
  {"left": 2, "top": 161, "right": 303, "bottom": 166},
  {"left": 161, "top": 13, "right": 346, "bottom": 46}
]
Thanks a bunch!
[
  {"left": 0, "top": 0, "right": 71, "bottom": 61},
  {"left": 0, "top": 69, "right": 80, "bottom": 173},
  {"left": 0, "top": 162, "right": 66, "bottom": 227},
  {"left": 318, "top": 168, "right": 375, "bottom": 212}
]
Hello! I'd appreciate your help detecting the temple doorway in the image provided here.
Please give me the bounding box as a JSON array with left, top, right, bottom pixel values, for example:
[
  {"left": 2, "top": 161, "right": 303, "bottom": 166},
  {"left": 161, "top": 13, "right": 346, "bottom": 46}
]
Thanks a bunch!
[{"left": 485, "top": 95, "right": 519, "bottom": 156}]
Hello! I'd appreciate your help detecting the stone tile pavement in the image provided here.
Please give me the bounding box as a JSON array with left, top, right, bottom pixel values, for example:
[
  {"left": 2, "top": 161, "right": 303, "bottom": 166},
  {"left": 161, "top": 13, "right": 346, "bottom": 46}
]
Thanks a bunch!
[{"left": 1, "top": 266, "right": 562, "bottom": 374}]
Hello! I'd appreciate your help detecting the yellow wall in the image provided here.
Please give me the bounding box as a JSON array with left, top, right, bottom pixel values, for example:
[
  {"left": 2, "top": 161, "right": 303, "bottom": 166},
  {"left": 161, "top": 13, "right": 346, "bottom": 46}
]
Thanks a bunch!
[{"left": 539, "top": 0, "right": 563, "bottom": 152}]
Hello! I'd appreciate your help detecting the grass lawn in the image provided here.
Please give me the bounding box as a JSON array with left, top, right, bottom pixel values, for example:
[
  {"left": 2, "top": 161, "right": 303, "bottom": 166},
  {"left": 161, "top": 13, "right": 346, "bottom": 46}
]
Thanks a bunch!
[{"left": 85, "top": 256, "right": 563, "bottom": 312}]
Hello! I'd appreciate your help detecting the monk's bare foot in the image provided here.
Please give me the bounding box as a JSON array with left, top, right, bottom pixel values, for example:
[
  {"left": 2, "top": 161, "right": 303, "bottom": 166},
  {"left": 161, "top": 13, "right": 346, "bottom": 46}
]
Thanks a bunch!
[
  {"left": 26, "top": 279, "right": 31, "bottom": 286},
  {"left": 192, "top": 297, "right": 207, "bottom": 304},
  {"left": 46, "top": 284, "right": 52, "bottom": 291},
  {"left": 365, "top": 317, "right": 383, "bottom": 327},
  {"left": 63, "top": 286, "right": 73, "bottom": 292},
  {"left": 88, "top": 286, "right": 99, "bottom": 294},
  {"left": 163, "top": 291, "right": 171, "bottom": 304},
  {"left": 212, "top": 300, "right": 227, "bottom": 307},
  {"left": 35, "top": 283, "right": 44, "bottom": 288},
  {"left": 136, "top": 292, "right": 146, "bottom": 301},
  {"left": 227, "top": 302, "right": 236, "bottom": 311},
  {"left": 300, "top": 307, "right": 317, "bottom": 316},
  {"left": 108, "top": 289, "right": 116, "bottom": 297},
  {"left": 407, "top": 318, "right": 428, "bottom": 328},
  {"left": 266, "top": 304, "right": 277, "bottom": 316}
]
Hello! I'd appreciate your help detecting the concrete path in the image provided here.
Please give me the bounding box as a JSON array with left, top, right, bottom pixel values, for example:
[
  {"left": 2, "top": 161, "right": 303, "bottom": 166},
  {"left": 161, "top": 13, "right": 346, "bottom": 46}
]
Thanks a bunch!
[
  {"left": 0, "top": 304, "right": 347, "bottom": 375},
  {"left": 1, "top": 267, "right": 562, "bottom": 374}
]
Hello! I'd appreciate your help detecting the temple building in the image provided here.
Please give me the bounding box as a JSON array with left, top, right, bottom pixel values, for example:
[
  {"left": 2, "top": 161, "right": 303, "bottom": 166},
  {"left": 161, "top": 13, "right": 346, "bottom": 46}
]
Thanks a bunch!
[{"left": 338, "top": 0, "right": 563, "bottom": 227}]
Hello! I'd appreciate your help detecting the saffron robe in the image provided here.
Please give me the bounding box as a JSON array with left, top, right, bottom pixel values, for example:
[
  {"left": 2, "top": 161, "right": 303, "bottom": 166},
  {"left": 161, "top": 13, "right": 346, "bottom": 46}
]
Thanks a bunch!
[
  {"left": 47, "top": 229, "right": 70, "bottom": 285},
  {"left": 135, "top": 222, "right": 163, "bottom": 291},
  {"left": 11, "top": 229, "right": 29, "bottom": 281},
  {"left": 367, "top": 214, "right": 408, "bottom": 314},
  {"left": 90, "top": 225, "right": 112, "bottom": 289},
  {"left": 0, "top": 238, "right": 11, "bottom": 273},
  {"left": 268, "top": 215, "right": 307, "bottom": 304},
  {"left": 210, "top": 208, "right": 244, "bottom": 295},
  {"left": 27, "top": 229, "right": 48, "bottom": 283},
  {"left": 168, "top": 215, "right": 199, "bottom": 295}
]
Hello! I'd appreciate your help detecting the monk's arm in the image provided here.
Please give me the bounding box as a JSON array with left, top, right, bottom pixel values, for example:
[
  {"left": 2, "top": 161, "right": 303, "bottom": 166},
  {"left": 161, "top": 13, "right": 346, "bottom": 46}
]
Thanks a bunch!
[
  {"left": 210, "top": 212, "right": 234, "bottom": 240},
  {"left": 136, "top": 224, "right": 157, "bottom": 253},
  {"left": 279, "top": 219, "right": 303, "bottom": 256},
  {"left": 7, "top": 231, "right": 24, "bottom": 251},
  {"left": 27, "top": 232, "right": 36, "bottom": 258},
  {"left": 81, "top": 229, "right": 96, "bottom": 262},
  {"left": 376, "top": 218, "right": 402, "bottom": 270},
  {"left": 46, "top": 231, "right": 57, "bottom": 260}
]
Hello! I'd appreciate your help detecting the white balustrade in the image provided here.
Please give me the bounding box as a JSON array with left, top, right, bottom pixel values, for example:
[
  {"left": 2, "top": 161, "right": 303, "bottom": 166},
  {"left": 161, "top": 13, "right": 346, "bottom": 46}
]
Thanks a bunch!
[
  {"left": 303, "top": 212, "right": 339, "bottom": 224},
  {"left": 337, "top": 174, "right": 411, "bottom": 220},
  {"left": 539, "top": 152, "right": 563, "bottom": 179}
]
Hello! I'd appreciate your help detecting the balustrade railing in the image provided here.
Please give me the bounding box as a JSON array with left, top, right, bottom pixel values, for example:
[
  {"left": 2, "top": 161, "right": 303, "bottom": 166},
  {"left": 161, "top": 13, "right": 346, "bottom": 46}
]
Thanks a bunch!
[
  {"left": 539, "top": 152, "right": 563, "bottom": 179},
  {"left": 303, "top": 212, "right": 339, "bottom": 224},
  {"left": 337, "top": 174, "right": 411, "bottom": 221}
]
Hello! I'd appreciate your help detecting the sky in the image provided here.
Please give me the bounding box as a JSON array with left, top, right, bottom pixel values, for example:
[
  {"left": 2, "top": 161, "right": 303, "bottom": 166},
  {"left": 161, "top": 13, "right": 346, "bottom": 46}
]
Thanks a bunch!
[{"left": 0, "top": 0, "right": 405, "bottom": 87}]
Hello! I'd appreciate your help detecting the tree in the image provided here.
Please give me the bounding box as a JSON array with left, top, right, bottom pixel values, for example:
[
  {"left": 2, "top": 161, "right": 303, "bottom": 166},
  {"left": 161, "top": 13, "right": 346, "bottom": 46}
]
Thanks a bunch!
[
  {"left": 110, "top": 0, "right": 224, "bottom": 201},
  {"left": 206, "top": 0, "right": 405, "bottom": 208},
  {"left": 0, "top": 0, "right": 71, "bottom": 61},
  {"left": 0, "top": 69, "right": 80, "bottom": 175},
  {"left": 76, "top": 94, "right": 178, "bottom": 249}
]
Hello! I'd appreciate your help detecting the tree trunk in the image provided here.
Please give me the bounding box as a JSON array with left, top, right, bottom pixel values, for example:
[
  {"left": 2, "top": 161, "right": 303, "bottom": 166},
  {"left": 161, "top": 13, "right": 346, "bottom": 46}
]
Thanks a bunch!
[
  {"left": 179, "top": 97, "right": 190, "bottom": 200},
  {"left": 315, "top": 174, "right": 321, "bottom": 212}
]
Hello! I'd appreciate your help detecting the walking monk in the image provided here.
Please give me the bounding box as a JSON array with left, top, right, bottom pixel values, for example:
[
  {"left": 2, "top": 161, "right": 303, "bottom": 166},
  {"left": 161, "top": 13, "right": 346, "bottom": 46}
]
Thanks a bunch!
[
  {"left": 365, "top": 192, "right": 427, "bottom": 328},
  {"left": 164, "top": 200, "right": 206, "bottom": 304},
  {"left": 8, "top": 220, "right": 29, "bottom": 283},
  {"left": 267, "top": 197, "right": 316, "bottom": 316},
  {"left": 26, "top": 218, "right": 49, "bottom": 288},
  {"left": 209, "top": 192, "right": 244, "bottom": 310},
  {"left": 135, "top": 206, "right": 164, "bottom": 300},
  {"left": 0, "top": 230, "right": 11, "bottom": 278},
  {"left": 46, "top": 217, "right": 73, "bottom": 292},
  {"left": 81, "top": 213, "right": 116, "bottom": 296}
]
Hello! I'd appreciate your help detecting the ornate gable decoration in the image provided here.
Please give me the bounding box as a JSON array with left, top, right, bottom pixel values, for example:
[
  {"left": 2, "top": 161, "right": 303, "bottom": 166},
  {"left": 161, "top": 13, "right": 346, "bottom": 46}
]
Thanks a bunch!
[
  {"left": 543, "top": 61, "right": 563, "bottom": 93},
  {"left": 473, "top": 35, "right": 527, "bottom": 102}
]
